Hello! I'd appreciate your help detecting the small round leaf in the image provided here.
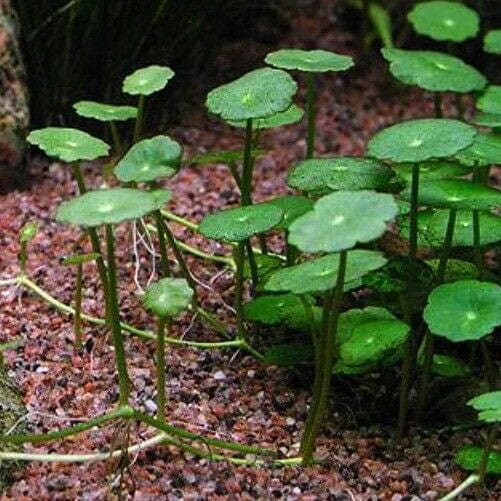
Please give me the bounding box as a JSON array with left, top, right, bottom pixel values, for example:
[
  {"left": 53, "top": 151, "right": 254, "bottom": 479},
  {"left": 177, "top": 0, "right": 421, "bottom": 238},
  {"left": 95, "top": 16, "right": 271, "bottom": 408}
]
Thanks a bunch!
[
  {"left": 424, "top": 280, "right": 501, "bottom": 342},
  {"left": 265, "top": 48, "right": 354, "bottom": 73},
  {"left": 265, "top": 250, "right": 387, "bottom": 294},
  {"left": 287, "top": 157, "right": 392, "bottom": 194},
  {"left": 27, "top": 128, "right": 110, "bottom": 163},
  {"left": 472, "top": 113, "right": 501, "bottom": 128},
  {"left": 206, "top": 68, "right": 297, "bottom": 121},
  {"left": 123, "top": 65, "right": 174, "bottom": 96},
  {"left": 406, "top": 179, "right": 501, "bottom": 211},
  {"left": 456, "top": 446, "right": 501, "bottom": 474},
  {"left": 381, "top": 48, "right": 486, "bottom": 93},
  {"left": 393, "top": 160, "right": 470, "bottom": 184},
  {"left": 468, "top": 391, "right": 501, "bottom": 424},
  {"left": 367, "top": 119, "right": 477, "bottom": 163},
  {"left": 149, "top": 188, "right": 172, "bottom": 210},
  {"left": 408, "top": 1, "right": 479, "bottom": 42},
  {"left": 143, "top": 278, "right": 193, "bottom": 318},
  {"left": 455, "top": 132, "right": 501, "bottom": 167},
  {"left": 430, "top": 354, "right": 471, "bottom": 378},
  {"left": 73, "top": 101, "right": 137, "bottom": 122},
  {"left": 289, "top": 191, "right": 397, "bottom": 253},
  {"left": 56, "top": 188, "right": 156, "bottom": 227},
  {"left": 264, "top": 195, "right": 314, "bottom": 231},
  {"left": 114, "top": 136, "right": 182, "bottom": 183},
  {"left": 199, "top": 204, "right": 283, "bottom": 242},
  {"left": 484, "top": 30, "right": 501, "bottom": 55}
]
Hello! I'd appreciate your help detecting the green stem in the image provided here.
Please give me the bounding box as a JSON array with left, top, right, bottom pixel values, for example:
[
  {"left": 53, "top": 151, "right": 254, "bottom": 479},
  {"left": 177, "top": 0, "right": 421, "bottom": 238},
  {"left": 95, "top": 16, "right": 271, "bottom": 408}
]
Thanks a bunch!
[
  {"left": 416, "top": 330, "right": 434, "bottom": 421},
  {"left": 228, "top": 161, "right": 242, "bottom": 189},
  {"left": 245, "top": 240, "right": 259, "bottom": 292},
  {"left": 0, "top": 407, "right": 132, "bottom": 445},
  {"left": 161, "top": 210, "right": 199, "bottom": 231},
  {"left": 74, "top": 263, "right": 83, "bottom": 349},
  {"left": 472, "top": 162, "right": 483, "bottom": 279},
  {"left": 234, "top": 241, "right": 246, "bottom": 340},
  {"left": 300, "top": 250, "right": 347, "bottom": 464},
  {"left": 109, "top": 121, "right": 123, "bottom": 156},
  {"left": 134, "top": 411, "right": 276, "bottom": 456},
  {"left": 241, "top": 119, "right": 254, "bottom": 206},
  {"left": 480, "top": 341, "right": 498, "bottom": 390},
  {"left": 434, "top": 93, "right": 442, "bottom": 118},
  {"left": 306, "top": 73, "right": 316, "bottom": 159},
  {"left": 106, "top": 224, "right": 130, "bottom": 406},
  {"left": 407, "top": 163, "right": 420, "bottom": 302},
  {"left": 156, "top": 317, "right": 167, "bottom": 422},
  {"left": 20, "top": 242, "right": 28, "bottom": 274},
  {"left": 435, "top": 208, "right": 457, "bottom": 284},
  {"left": 133, "top": 95, "right": 145, "bottom": 144},
  {"left": 154, "top": 210, "right": 171, "bottom": 277},
  {"left": 478, "top": 425, "right": 497, "bottom": 484},
  {"left": 396, "top": 335, "right": 413, "bottom": 441},
  {"left": 439, "top": 474, "right": 479, "bottom": 501}
]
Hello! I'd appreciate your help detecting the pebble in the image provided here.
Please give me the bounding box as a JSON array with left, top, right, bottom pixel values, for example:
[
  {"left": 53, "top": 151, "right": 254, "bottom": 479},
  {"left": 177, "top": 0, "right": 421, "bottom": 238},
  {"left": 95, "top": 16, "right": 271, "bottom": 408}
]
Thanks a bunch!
[
  {"left": 213, "top": 370, "right": 226, "bottom": 381},
  {"left": 144, "top": 399, "right": 158, "bottom": 413}
]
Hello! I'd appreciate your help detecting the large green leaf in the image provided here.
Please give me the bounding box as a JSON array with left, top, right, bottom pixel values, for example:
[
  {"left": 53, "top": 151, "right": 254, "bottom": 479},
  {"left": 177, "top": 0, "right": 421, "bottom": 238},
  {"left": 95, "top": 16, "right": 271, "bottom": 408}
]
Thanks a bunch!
[
  {"left": 424, "top": 280, "right": 501, "bottom": 342},
  {"left": 367, "top": 119, "right": 476, "bottom": 163},
  {"left": 468, "top": 391, "right": 501, "bottom": 423},
  {"left": 335, "top": 307, "right": 409, "bottom": 368},
  {"left": 265, "top": 48, "right": 354, "bottom": 73},
  {"left": 393, "top": 160, "right": 470, "bottom": 184},
  {"left": 27, "top": 128, "right": 110, "bottom": 163},
  {"left": 407, "top": 179, "right": 501, "bottom": 211},
  {"left": 381, "top": 48, "right": 486, "bottom": 93},
  {"left": 56, "top": 188, "right": 156, "bottom": 227},
  {"left": 484, "top": 30, "right": 501, "bottom": 55},
  {"left": 407, "top": 1, "right": 479, "bottom": 42},
  {"left": 73, "top": 101, "right": 137, "bottom": 122},
  {"left": 122, "top": 65, "right": 174, "bottom": 96},
  {"left": 199, "top": 204, "right": 283, "bottom": 242},
  {"left": 143, "top": 278, "right": 193, "bottom": 318},
  {"left": 455, "top": 446, "right": 501, "bottom": 474},
  {"left": 264, "top": 250, "right": 387, "bottom": 294},
  {"left": 287, "top": 157, "right": 392, "bottom": 194},
  {"left": 206, "top": 68, "right": 297, "bottom": 121},
  {"left": 289, "top": 190, "right": 397, "bottom": 253},
  {"left": 114, "top": 136, "right": 182, "bottom": 182}
]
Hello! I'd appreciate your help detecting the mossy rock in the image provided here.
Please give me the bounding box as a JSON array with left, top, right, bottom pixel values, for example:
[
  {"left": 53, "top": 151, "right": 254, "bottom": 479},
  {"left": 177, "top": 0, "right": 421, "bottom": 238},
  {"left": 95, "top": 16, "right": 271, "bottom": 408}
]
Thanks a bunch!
[{"left": 0, "top": 362, "right": 26, "bottom": 489}]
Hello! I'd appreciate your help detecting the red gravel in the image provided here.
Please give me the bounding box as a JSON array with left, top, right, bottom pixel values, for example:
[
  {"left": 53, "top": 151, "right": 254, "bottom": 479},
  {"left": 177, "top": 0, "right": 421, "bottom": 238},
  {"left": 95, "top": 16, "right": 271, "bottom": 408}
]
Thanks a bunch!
[{"left": 1, "top": 2, "right": 500, "bottom": 500}]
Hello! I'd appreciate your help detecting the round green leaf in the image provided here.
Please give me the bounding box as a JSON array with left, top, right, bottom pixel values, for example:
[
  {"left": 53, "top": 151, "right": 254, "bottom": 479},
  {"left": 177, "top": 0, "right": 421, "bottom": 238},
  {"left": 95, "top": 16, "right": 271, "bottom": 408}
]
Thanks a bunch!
[
  {"left": 265, "top": 48, "right": 354, "bottom": 73},
  {"left": 143, "top": 278, "right": 193, "bottom": 318},
  {"left": 397, "top": 210, "right": 437, "bottom": 248},
  {"left": 244, "top": 293, "right": 321, "bottom": 330},
  {"left": 430, "top": 354, "right": 471, "bottom": 378},
  {"left": 19, "top": 222, "right": 37, "bottom": 243},
  {"left": 427, "top": 209, "right": 501, "bottom": 247},
  {"left": 472, "top": 113, "right": 501, "bottom": 128},
  {"left": 123, "top": 65, "right": 174, "bottom": 96},
  {"left": 206, "top": 68, "right": 297, "bottom": 121},
  {"left": 264, "top": 250, "right": 387, "bottom": 294},
  {"left": 228, "top": 104, "right": 304, "bottom": 129},
  {"left": 199, "top": 204, "right": 283, "bottom": 242},
  {"left": 393, "top": 160, "right": 470, "bottom": 184},
  {"left": 381, "top": 48, "right": 486, "bottom": 93},
  {"left": 289, "top": 191, "right": 397, "bottom": 253},
  {"left": 264, "top": 195, "right": 314, "bottom": 231},
  {"left": 149, "top": 188, "right": 172, "bottom": 210},
  {"left": 242, "top": 254, "right": 282, "bottom": 282},
  {"left": 287, "top": 157, "right": 392, "bottom": 194},
  {"left": 456, "top": 446, "right": 501, "bottom": 474},
  {"left": 484, "top": 30, "right": 501, "bottom": 55},
  {"left": 406, "top": 179, "right": 501, "bottom": 211},
  {"left": 336, "top": 307, "right": 410, "bottom": 368},
  {"left": 424, "top": 280, "right": 501, "bottom": 342},
  {"left": 455, "top": 132, "right": 501, "bottom": 167},
  {"left": 477, "top": 86, "right": 501, "bottom": 115},
  {"left": 114, "top": 136, "right": 181, "bottom": 183},
  {"left": 56, "top": 188, "right": 156, "bottom": 227},
  {"left": 367, "top": 119, "right": 476, "bottom": 163},
  {"left": 407, "top": 1, "right": 479, "bottom": 42},
  {"left": 73, "top": 101, "right": 137, "bottom": 122},
  {"left": 468, "top": 391, "right": 501, "bottom": 423},
  {"left": 27, "top": 127, "right": 110, "bottom": 163}
]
